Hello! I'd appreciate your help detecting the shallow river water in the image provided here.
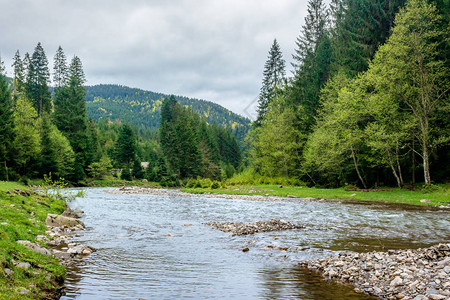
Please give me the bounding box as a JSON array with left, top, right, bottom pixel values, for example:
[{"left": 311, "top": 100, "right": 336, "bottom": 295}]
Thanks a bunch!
[{"left": 61, "top": 188, "right": 450, "bottom": 299}]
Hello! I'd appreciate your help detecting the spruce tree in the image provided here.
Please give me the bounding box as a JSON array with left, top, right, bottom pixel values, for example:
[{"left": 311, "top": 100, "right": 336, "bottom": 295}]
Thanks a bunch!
[
  {"left": 256, "top": 39, "right": 286, "bottom": 125},
  {"left": 53, "top": 46, "right": 68, "bottom": 89},
  {"left": 330, "top": 0, "right": 406, "bottom": 76},
  {"left": 0, "top": 55, "right": 5, "bottom": 75},
  {"left": 0, "top": 74, "right": 15, "bottom": 180},
  {"left": 53, "top": 55, "right": 88, "bottom": 181},
  {"left": 292, "top": 0, "right": 328, "bottom": 70},
  {"left": 115, "top": 123, "right": 137, "bottom": 168},
  {"left": 25, "top": 42, "right": 51, "bottom": 116},
  {"left": 23, "top": 53, "right": 31, "bottom": 77},
  {"left": 68, "top": 56, "right": 86, "bottom": 88},
  {"left": 289, "top": 0, "right": 331, "bottom": 132},
  {"left": 160, "top": 96, "right": 181, "bottom": 173},
  {"left": 12, "top": 50, "right": 25, "bottom": 97},
  {"left": 132, "top": 158, "right": 144, "bottom": 179}
]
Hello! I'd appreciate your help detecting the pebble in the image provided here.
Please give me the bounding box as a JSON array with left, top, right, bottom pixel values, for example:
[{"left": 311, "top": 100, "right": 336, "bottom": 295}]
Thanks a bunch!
[{"left": 299, "top": 244, "right": 450, "bottom": 300}]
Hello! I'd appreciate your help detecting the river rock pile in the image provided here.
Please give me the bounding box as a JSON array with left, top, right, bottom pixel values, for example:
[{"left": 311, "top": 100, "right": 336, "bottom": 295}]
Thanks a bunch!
[
  {"left": 205, "top": 219, "right": 304, "bottom": 236},
  {"left": 299, "top": 244, "right": 450, "bottom": 300},
  {"left": 16, "top": 205, "right": 96, "bottom": 266}
]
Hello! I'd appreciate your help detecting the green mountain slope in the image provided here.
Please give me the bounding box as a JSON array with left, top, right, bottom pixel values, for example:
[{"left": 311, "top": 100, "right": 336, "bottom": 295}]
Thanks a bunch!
[{"left": 85, "top": 84, "right": 251, "bottom": 141}]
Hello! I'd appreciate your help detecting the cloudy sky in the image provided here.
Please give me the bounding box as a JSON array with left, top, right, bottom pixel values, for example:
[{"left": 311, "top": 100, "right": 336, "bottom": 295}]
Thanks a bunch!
[{"left": 1, "top": 0, "right": 311, "bottom": 119}]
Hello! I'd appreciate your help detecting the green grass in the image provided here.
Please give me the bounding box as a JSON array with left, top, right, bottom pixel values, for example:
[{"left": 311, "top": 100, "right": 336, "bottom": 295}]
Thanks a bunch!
[
  {"left": 182, "top": 184, "right": 450, "bottom": 207},
  {"left": 0, "top": 181, "right": 66, "bottom": 299},
  {"left": 82, "top": 176, "right": 161, "bottom": 188}
]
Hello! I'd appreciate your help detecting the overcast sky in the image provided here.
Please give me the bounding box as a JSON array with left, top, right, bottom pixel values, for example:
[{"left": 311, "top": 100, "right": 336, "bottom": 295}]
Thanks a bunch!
[{"left": 1, "top": 0, "right": 312, "bottom": 119}]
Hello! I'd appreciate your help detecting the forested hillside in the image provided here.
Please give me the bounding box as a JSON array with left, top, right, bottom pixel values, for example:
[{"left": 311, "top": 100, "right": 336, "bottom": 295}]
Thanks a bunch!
[
  {"left": 0, "top": 44, "right": 244, "bottom": 185},
  {"left": 85, "top": 84, "right": 250, "bottom": 142}
]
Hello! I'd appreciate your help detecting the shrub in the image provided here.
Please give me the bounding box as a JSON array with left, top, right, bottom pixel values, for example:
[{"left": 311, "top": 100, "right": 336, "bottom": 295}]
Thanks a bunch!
[
  {"left": 185, "top": 178, "right": 198, "bottom": 188},
  {"left": 121, "top": 168, "right": 132, "bottom": 181},
  {"left": 210, "top": 181, "right": 220, "bottom": 189}
]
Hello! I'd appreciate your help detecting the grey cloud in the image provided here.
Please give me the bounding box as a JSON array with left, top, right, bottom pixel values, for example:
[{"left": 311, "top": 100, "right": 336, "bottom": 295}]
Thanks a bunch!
[{"left": 1, "top": 0, "right": 309, "bottom": 117}]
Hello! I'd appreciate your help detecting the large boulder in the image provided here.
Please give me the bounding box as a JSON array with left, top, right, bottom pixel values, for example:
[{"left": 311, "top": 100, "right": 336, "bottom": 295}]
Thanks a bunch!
[{"left": 45, "top": 214, "right": 85, "bottom": 228}]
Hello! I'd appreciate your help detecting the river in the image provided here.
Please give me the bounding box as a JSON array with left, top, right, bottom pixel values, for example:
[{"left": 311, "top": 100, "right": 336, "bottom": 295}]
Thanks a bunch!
[{"left": 60, "top": 188, "right": 450, "bottom": 299}]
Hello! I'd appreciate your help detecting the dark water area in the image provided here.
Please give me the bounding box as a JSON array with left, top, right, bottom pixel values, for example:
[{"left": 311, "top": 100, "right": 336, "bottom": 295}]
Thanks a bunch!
[{"left": 61, "top": 188, "right": 450, "bottom": 299}]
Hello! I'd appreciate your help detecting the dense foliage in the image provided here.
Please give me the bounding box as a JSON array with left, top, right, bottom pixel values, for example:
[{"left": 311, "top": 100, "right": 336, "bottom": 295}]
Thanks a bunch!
[{"left": 249, "top": 0, "right": 449, "bottom": 188}]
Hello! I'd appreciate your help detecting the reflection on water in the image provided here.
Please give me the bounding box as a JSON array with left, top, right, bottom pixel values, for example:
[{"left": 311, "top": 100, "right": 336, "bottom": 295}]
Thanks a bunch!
[{"left": 61, "top": 188, "right": 450, "bottom": 299}]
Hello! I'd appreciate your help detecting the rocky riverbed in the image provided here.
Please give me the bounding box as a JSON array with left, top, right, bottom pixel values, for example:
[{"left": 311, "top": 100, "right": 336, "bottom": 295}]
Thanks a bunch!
[
  {"left": 14, "top": 204, "right": 95, "bottom": 267},
  {"left": 105, "top": 186, "right": 306, "bottom": 202},
  {"left": 205, "top": 219, "right": 304, "bottom": 236},
  {"left": 299, "top": 244, "right": 450, "bottom": 300}
]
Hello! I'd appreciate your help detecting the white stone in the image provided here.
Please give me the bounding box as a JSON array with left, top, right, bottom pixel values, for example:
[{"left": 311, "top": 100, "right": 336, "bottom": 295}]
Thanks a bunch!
[{"left": 390, "top": 276, "right": 403, "bottom": 286}]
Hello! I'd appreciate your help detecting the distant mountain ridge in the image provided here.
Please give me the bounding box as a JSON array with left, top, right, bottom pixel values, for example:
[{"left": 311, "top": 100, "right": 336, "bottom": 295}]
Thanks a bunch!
[{"left": 85, "top": 84, "right": 251, "bottom": 135}]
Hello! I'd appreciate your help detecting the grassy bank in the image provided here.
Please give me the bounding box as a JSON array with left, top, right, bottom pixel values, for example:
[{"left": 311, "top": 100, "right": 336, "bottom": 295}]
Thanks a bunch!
[
  {"left": 182, "top": 184, "right": 450, "bottom": 207},
  {"left": 0, "top": 181, "right": 66, "bottom": 299},
  {"left": 28, "top": 176, "right": 160, "bottom": 188}
]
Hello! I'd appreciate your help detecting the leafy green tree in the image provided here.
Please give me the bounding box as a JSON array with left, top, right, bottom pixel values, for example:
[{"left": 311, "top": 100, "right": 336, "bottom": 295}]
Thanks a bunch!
[
  {"left": 25, "top": 42, "right": 51, "bottom": 116},
  {"left": 39, "top": 113, "right": 59, "bottom": 176},
  {"left": 251, "top": 96, "right": 304, "bottom": 177},
  {"left": 50, "top": 124, "right": 76, "bottom": 179},
  {"left": 38, "top": 113, "right": 76, "bottom": 179},
  {"left": 256, "top": 39, "right": 286, "bottom": 125},
  {"left": 87, "top": 155, "right": 112, "bottom": 180},
  {"left": 303, "top": 82, "right": 369, "bottom": 188},
  {"left": 0, "top": 74, "right": 15, "bottom": 180},
  {"left": 366, "top": 0, "right": 448, "bottom": 185},
  {"left": 13, "top": 96, "right": 41, "bottom": 176}
]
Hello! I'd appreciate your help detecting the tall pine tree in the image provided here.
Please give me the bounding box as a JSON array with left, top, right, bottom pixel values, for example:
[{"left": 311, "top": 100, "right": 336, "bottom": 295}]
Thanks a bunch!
[
  {"left": 256, "top": 39, "right": 286, "bottom": 125},
  {"left": 25, "top": 42, "right": 51, "bottom": 116},
  {"left": 53, "top": 55, "right": 88, "bottom": 181},
  {"left": 53, "top": 46, "right": 68, "bottom": 89},
  {"left": 292, "top": 0, "right": 328, "bottom": 70},
  {"left": 0, "top": 74, "right": 15, "bottom": 180},
  {"left": 12, "top": 50, "right": 25, "bottom": 97}
]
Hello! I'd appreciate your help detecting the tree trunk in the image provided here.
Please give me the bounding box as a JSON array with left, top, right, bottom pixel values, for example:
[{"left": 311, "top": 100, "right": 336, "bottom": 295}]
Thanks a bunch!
[
  {"left": 351, "top": 146, "right": 367, "bottom": 189},
  {"left": 387, "top": 150, "right": 402, "bottom": 188},
  {"left": 395, "top": 146, "right": 404, "bottom": 187},
  {"left": 4, "top": 161, "right": 8, "bottom": 181},
  {"left": 411, "top": 137, "right": 416, "bottom": 185},
  {"left": 423, "top": 141, "right": 431, "bottom": 185}
]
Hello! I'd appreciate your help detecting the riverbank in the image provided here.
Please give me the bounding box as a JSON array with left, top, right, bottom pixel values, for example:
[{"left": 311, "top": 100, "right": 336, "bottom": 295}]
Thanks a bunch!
[
  {"left": 0, "top": 181, "right": 66, "bottom": 299},
  {"left": 299, "top": 244, "right": 450, "bottom": 300},
  {"left": 182, "top": 184, "right": 450, "bottom": 207},
  {"left": 0, "top": 181, "right": 93, "bottom": 299}
]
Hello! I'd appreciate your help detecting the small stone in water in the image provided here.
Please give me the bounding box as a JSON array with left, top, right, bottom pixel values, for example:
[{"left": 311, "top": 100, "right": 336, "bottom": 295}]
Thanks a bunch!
[{"left": 242, "top": 247, "right": 249, "bottom": 252}]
